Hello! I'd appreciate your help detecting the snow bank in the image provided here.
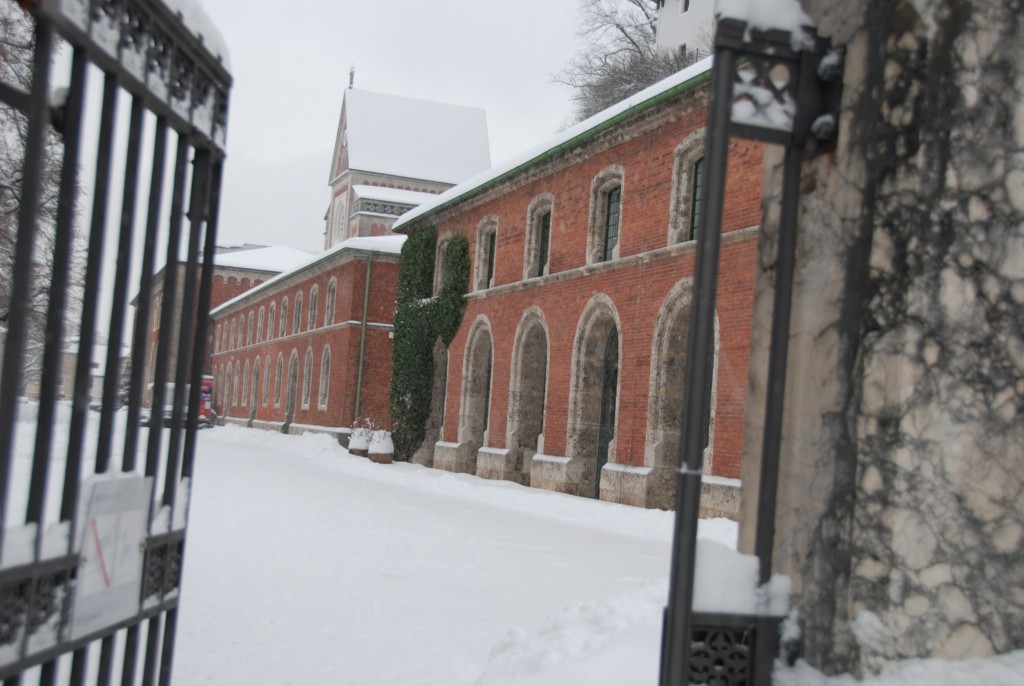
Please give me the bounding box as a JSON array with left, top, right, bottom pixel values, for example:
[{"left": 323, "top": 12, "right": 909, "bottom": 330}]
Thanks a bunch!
[{"left": 776, "top": 650, "right": 1024, "bottom": 686}]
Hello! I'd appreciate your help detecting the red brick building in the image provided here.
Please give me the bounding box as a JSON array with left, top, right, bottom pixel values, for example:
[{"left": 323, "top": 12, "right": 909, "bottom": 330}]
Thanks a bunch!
[
  {"left": 136, "top": 245, "right": 311, "bottom": 408},
  {"left": 393, "top": 60, "right": 764, "bottom": 515},
  {"left": 209, "top": 88, "right": 492, "bottom": 438},
  {"left": 209, "top": 237, "right": 403, "bottom": 435}
]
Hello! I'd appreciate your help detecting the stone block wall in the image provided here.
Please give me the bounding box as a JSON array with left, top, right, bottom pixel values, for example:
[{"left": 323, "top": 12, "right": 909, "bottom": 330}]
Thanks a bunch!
[{"left": 740, "top": 0, "right": 1024, "bottom": 676}]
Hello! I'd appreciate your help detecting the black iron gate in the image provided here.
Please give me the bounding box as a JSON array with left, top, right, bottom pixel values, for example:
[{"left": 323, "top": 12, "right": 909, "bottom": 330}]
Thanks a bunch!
[{"left": 0, "top": 0, "right": 229, "bottom": 682}]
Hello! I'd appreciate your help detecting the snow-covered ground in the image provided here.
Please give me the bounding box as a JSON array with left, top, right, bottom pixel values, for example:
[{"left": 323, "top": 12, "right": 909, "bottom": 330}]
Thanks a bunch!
[
  {"left": 173, "top": 425, "right": 1024, "bottom": 686},
  {"left": 5, "top": 406, "right": 1022, "bottom": 684}
]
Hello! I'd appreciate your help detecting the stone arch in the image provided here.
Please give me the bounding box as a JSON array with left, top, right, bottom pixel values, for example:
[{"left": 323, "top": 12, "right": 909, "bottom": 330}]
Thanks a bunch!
[
  {"left": 458, "top": 316, "right": 495, "bottom": 457},
  {"left": 506, "top": 306, "right": 550, "bottom": 485},
  {"left": 667, "top": 129, "right": 707, "bottom": 245},
  {"left": 566, "top": 294, "right": 622, "bottom": 498},
  {"left": 644, "top": 279, "right": 720, "bottom": 508}
]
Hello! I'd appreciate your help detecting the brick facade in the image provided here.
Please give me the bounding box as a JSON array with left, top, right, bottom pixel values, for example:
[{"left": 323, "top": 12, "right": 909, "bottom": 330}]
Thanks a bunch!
[
  {"left": 209, "top": 242, "right": 401, "bottom": 437},
  {"left": 398, "top": 69, "right": 765, "bottom": 513}
]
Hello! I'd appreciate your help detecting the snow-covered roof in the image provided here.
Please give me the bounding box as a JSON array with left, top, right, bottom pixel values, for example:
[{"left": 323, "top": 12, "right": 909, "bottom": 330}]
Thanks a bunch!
[
  {"left": 392, "top": 57, "right": 714, "bottom": 233},
  {"left": 352, "top": 185, "right": 441, "bottom": 207},
  {"left": 213, "top": 246, "right": 314, "bottom": 273},
  {"left": 211, "top": 235, "right": 407, "bottom": 315},
  {"left": 343, "top": 89, "right": 491, "bottom": 184}
]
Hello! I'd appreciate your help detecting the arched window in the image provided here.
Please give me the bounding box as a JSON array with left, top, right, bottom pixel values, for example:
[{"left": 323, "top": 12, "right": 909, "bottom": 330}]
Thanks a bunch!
[
  {"left": 294, "top": 291, "right": 304, "bottom": 333},
  {"left": 262, "top": 355, "right": 270, "bottom": 406},
  {"left": 587, "top": 165, "right": 625, "bottom": 264},
  {"left": 230, "top": 319, "right": 237, "bottom": 349},
  {"left": 246, "top": 312, "right": 254, "bottom": 345},
  {"left": 524, "top": 193, "right": 554, "bottom": 279},
  {"left": 325, "top": 278, "right": 337, "bottom": 325},
  {"left": 257, "top": 307, "right": 265, "bottom": 342},
  {"left": 433, "top": 234, "right": 450, "bottom": 295},
  {"left": 241, "top": 359, "right": 250, "bottom": 405},
  {"left": 232, "top": 362, "right": 240, "bottom": 406},
  {"left": 275, "top": 354, "right": 284, "bottom": 407},
  {"left": 308, "top": 286, "right": 319, "bottom": 329},
  {"left": 668, "top": 130, "right": 707, "bottom": 244},
  {"left": 301, "top": 348, "right": 313, "bottom": 409},
  {"left": 268, "top": 302, "right": 276, "bottom": 340},
  {"left": 279, "top": 298, "right": 289, "bottom": 337},
  {"left": 319, "top": 346, "right": 331, "bottom": 409},
  {"left": 474, "top": 216, "right": 498, "bottom": 291},
  {"left": 214, "top": 324, "right": 221, "bottom": 352}
]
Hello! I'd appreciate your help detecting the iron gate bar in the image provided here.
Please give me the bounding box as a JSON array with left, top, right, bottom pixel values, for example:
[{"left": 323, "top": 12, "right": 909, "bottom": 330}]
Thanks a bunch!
[
  {"left": 144, "top": 135, "right": 189, "bottom": 483},
  {"left": 123, "top": 117, "right": 169, "bottom": 473},
  {"left": 163, "top": 146, "right": 212, "bottom": 511},
  {"left": 0, "top": 14, "right": 54, "bottom": 543},
  {"left": 24, "top": 44, "right": 87, "bottom": 534},
  {"left": 94, "top": 96, "right": 146, "bottom": 474},
  {"left": 59, "top": 72, "right": 118, "bottom": 524},
  {"left": 182, "top": 159, "right": 223, "bottom": 478}
]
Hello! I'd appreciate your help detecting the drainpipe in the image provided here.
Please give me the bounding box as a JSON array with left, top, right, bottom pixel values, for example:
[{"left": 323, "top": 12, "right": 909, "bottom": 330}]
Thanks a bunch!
[{"left": 353, "top": 252, "right": 373, "bottom": 421}]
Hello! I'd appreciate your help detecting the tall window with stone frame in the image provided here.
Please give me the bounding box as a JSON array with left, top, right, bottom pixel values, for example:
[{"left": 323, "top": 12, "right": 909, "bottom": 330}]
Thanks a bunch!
[
  {"left": 302, "top": 348, "right": 313, "bottom": 409},
  {"left": 524, "top": 194, "right": 554, "bottom": 279},
  {"left": 230, "top": 320, "right": 237, "bottom": 349},
  {"left": 668, "top": 131, "right": 706, "bottom": 245},
  {"left": 275, "top": 354, "right": 283, "bottom": 406},
  {"left": 257, "top": 307, "right": 265, "bottom": 342},
  {"left": 319, "top": 346, "right": 331, "bottom": 409},
  {"left": 268, "top": 302, "right": 276, "bottom": 340},
  {"left": 233, "top": 362, "right": 240, "bottom": 406},
  {"left": 262, "top": 356, "right": 270, "bottom": 406},
  {"left": 214, "top": 325, "right": 221, "bottom": 352},
  {"left": 279, "top": 298, "right": 289, "bottom": 338},
  {"left": 294, "top": 291, "right": 304, "bottom": 333},
  {"left": 587, "top": 166, "right": 625, "bottom": 264},
  {"left": 308, "top": 286, "right": 319, "bottom": 329},
  {"left": 601, "top": 188, "right": 621, "bottom": 262},
  {"left": 474, "top": 217, "right": 498, "bottom": 291},
  {"left": 433, "top": 235, "right": 450, "bottom": 295},
  {"left": 242, "top": 360, "right": 249, "bottom": 405},
  {"left": 689, "top": 157, "right": 705, "bottom": 242},
  {"left": 325, "top": 279, "right": 337, "bottom": 325},
  {"left": 247, "top": 312, "right": 254, "bottom": 345}
]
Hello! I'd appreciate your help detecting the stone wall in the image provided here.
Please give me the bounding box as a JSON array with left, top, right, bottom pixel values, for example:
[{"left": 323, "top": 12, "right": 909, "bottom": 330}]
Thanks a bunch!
[{"left": 740, "top": 0, "right": 1024, "bottom": 676}]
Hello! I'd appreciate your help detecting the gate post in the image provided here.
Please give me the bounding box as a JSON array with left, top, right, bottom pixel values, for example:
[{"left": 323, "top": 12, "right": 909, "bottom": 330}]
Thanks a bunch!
[{"left": 660, "top": 15, "right": 843, "bottom": 686}]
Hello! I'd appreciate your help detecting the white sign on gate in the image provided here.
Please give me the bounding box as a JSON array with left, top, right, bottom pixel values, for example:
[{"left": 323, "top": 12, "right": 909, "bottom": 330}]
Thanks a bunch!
[{"left": 71, "top": 474, "right": 152, "bottom": 640}]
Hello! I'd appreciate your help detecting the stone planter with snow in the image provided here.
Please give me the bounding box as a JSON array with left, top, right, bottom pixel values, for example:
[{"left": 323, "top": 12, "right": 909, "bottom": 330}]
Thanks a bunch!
[
  {"left": 348, "top": 428, "right": 371, "bottom": 457},
  {"left": 368, "top": 430, "right": 394, "bottom": 464}
]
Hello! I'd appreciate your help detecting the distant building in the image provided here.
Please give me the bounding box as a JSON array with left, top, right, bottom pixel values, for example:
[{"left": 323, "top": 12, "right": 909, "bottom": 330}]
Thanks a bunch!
[
  {"left": 656, "top": 0, "right": 715, "bottom": 56},
  {"left": 210, "top": 87, "right": 491, "bottom": 437},
  {"left": 135, "top": 244, "right": 313, "bottom": 408},
  {"left": 23, "top": 338, "right": 128, "bottom": 407},
  {"left": 324, "top": 88, "right": 491, "bottom": 247}
]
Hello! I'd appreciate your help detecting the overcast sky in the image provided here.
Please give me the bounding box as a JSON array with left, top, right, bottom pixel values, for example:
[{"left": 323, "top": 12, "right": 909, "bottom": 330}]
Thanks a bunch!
[{"left": 198, "top": 0, "right": 584, "bottom": 253}]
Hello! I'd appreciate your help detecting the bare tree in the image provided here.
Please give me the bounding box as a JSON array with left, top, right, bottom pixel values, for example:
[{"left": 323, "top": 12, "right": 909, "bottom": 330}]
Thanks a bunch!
[
  {"left": 557, "top": 0, "right": 706, "bottom": 122},
  {"left": 0, "top": 3, "right": 83, "bottom": 389}
]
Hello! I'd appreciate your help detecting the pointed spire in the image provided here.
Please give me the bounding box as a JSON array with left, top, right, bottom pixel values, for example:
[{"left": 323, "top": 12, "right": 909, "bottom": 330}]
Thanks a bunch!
[{"left": 349, "top": 66, "right": 355, "bottom": 89}]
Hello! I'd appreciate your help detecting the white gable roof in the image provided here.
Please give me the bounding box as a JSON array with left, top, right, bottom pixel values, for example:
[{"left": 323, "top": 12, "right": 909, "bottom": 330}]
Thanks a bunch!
[
  {"left": 343, "top": 89, "right": 491, "bottom": 184},
  {"left": 213, "top": 246, "right": 314, "bottom": 272}
]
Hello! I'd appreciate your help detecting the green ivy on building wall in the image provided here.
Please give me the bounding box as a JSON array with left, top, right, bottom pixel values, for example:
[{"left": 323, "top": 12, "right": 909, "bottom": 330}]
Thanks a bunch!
[{"left": 389, "top": 229, "right": 469, "bottom": 460}]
